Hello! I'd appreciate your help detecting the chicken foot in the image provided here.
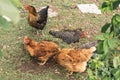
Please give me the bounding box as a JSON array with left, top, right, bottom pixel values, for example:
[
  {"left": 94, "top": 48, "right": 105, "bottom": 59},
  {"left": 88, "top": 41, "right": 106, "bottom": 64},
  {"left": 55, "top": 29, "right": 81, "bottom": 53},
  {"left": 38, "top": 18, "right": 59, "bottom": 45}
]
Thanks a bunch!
[{"left": 38, "top": 60, "right": 46, "bottom": 65}]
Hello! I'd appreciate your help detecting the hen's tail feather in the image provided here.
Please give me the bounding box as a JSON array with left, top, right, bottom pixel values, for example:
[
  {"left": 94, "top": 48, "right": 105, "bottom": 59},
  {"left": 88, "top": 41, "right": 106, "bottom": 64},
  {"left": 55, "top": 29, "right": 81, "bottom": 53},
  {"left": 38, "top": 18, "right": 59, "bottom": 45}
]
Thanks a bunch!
[
  {"left": 78, "top": 40, "right": 98, "bottom": 49},
  {"left": 46, "top": 6, "right": 49, "bottom": 9},
  {"left": 49, "top": 30, "right": 61, "bottom": 38},
  {"left": 38, "top": 5, "right": 49, "bottom": 15}
]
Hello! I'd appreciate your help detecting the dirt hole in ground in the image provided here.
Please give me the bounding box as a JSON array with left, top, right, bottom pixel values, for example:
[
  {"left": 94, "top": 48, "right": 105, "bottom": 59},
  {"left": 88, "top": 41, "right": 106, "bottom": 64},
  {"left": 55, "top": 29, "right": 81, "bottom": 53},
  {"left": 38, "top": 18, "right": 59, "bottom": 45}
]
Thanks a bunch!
[{"left": 16, "top": 56, "right": 66, "bottom": 75}]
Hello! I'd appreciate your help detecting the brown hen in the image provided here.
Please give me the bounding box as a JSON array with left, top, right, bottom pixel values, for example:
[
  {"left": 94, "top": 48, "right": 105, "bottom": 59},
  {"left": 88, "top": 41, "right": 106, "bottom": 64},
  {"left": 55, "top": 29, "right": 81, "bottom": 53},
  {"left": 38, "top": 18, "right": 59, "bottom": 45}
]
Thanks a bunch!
[
  {"left": 54, "top": 47, "right": 96, "bottom": 75},
  {"left": 24, "top": 36, "right": 59, "bottom": 65}
]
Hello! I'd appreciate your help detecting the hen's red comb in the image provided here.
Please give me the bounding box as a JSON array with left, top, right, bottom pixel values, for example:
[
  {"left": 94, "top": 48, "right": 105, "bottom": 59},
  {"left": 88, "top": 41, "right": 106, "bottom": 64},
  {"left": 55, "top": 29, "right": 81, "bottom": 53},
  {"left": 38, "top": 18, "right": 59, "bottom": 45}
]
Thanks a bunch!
[
  {"left": 24, "top": 5, "right": 30, "bottom": 10},
  {"left": 80, "top": 31, "right": 87, "bottom": 38}
]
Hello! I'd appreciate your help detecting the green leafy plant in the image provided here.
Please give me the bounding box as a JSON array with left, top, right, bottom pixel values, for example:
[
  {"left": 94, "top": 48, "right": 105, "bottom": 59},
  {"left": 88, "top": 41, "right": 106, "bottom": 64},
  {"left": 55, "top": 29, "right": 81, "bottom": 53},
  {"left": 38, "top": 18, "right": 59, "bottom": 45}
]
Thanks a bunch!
[
  {"left": 88, "top": 53, "right": 120, "bottom": 80},
  {"left": 111, "top": 67, "right": 120, "bottom": 80},
  {"left": 87, "top": 55, "right": 104, "bottom": 80},
  {"left": 97, "top": 5, "right": 120, "bottom": 59},
  {"left": 101, "top": 0, "right": 120, "bottom": 13},
  {"left": 87, "top": 0, "right": 120, "bottom": 80},
  {"left": 101, "top": 14, "right": 120, "bottom": 37}
]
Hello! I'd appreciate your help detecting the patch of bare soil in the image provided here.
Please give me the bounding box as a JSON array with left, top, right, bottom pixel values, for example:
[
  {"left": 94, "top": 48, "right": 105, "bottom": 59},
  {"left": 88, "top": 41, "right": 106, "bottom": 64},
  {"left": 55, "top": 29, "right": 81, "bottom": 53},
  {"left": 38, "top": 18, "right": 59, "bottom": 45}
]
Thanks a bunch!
[
  {"left": 16, "top": 57, "right": 62, "bottom": 74},
  {"left": 16, "top": 57, "right": 88, "bottom": 80}
]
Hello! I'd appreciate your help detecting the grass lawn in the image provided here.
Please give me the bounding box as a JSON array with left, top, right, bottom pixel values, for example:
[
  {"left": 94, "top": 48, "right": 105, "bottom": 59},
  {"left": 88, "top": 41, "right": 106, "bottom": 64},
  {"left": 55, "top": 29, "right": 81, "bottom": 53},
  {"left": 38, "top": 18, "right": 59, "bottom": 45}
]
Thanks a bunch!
[{"left": 0, "top": 0, "right": 117, "bottom": 80}]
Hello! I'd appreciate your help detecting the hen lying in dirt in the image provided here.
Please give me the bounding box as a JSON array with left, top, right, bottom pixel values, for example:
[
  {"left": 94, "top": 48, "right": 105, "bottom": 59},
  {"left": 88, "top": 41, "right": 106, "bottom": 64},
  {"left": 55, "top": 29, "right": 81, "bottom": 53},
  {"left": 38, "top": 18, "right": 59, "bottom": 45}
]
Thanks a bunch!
[
  {"left": 49, "top": 28, "right": 87, "bottom": 44},
  {"left": 54, "top": 46, "right": 96, "bottom": 75},
  {"left": 25, "top": 5, "right": 49, "bottom": 34},
  {"left": 24, "top": 36, "right": 59, "bottom": 65}
]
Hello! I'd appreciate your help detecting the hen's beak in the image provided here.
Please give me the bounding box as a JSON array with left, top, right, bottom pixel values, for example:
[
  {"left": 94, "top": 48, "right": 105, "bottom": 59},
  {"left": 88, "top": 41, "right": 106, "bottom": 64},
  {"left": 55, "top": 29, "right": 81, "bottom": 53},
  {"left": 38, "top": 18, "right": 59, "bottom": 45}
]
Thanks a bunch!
[{"left": 24, "top": 36, "right": 30, "bottom": 44}]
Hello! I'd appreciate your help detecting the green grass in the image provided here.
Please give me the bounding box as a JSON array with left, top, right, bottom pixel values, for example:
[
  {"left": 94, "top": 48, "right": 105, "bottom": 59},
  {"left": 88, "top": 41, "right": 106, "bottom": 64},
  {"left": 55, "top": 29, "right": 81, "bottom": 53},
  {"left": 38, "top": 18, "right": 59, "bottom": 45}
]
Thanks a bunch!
[{"left": 0, "top": 0, "right": 116, "bottom": 80}]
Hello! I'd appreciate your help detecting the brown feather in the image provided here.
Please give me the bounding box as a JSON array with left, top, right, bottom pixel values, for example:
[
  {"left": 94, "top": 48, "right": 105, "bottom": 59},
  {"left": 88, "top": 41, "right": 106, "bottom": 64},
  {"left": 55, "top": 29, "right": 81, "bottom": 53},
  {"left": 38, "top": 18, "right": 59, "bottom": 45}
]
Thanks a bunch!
[
  {"left": 24, "top": 36, "right": 59, "bottom": 65},
  {"left": 54, "top": 47, "right": 96, "bottom": 74}
]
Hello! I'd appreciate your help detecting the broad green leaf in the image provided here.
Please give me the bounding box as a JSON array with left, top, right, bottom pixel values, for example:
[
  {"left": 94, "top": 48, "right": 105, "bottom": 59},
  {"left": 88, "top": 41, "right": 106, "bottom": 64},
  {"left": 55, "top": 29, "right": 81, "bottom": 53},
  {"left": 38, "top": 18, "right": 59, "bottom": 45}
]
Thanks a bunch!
[
  {"left": 96, "top": 33, "right": 106, "bottom": 40},
  {"left": 110, "top": 14, "right": 120, "bottom": 37},
  {"left": 0, "top": 0, "right": 20, "bottom": 24},
  {"left": 106, "top": 6, "right": 113, "bottom": 12},
  {"left": 113, "top": 68, "right": 120, "bottom": 79},
  {"left": 100, "top": 0, "right": 114, "bottom": 13},
  {"left": 100, "top": 2, "right": 109, "bottom": 13},
  {"left": 102, "top": 76, "right": 111, "bottom": 80},
  {"left": 104, "top": 33, "right": 110, "bottom": 39},
  {"left": 112, "top": 14, "right": 120, "bottom": 26},
  {"left": 0, "top": 16, "right": 9, "bottom": 29},
  {"left": 101, "top": 0, "right": 120, "bottom": 13},
  {"left": 0, "top": 51, "right": 2, "bottom": 58},
  {"left": 97, "top": 33, "right": 110, "bottom": 40},
  {"left": 113, "top": 0, "right": 120, "bottom": 10},
  {"left": 10, "top": 0, "right": 23, "bottom": 9},
  {"left": 115, "top": 14, "right": 120, "bottom": 22},
  {"left": 101, "top": 8, "right": 106, "bottom": 13},
  {"left": 98, "top": 33, "right": 110, "bottom": 39},
  {"left": 101, "top": 52, "right": 110, "bottom": 61},
  {"left": 111, "top": 68, "right": 117, "bottom": 75},
  {"left": 107, "top": 38, "right": 116, "bottom": 49},
  {"left": 110, "top": 26, "right": 114, "bottom": 33},
  {"left": 101, "top": 23, "right": 111, "bottom": 33},
  {"left": 103, "top": 40, "right": 109, "bottom": 54},
  {"left": 112, "top": 19, "right": 117, "bottom": 26},
  {"left": 97, "top": 41, "right": 104, "bottom": 54}
]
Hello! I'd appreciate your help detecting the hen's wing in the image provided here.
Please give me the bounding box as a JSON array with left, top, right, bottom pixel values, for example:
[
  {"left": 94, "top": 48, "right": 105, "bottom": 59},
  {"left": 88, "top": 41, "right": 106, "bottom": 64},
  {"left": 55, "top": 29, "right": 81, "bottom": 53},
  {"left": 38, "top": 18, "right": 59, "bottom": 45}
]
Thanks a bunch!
[
  {"left": 33, "top": 45, "right": 46, "bottom": 57},
  {"left": 67, "top": 50, "right": 86, "bottom": 63},
  {"left": 28, "top": 17, "right": 45, "bottom": 30},
  {"left": 67, "top": 47, "right": 96, "bottom": 63}
]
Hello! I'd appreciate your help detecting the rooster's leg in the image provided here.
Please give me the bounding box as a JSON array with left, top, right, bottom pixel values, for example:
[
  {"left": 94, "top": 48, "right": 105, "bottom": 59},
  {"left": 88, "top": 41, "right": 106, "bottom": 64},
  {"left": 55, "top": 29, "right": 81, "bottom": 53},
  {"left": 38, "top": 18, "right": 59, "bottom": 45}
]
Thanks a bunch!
[
  {"left": 31, "top": 28, "right": 37, "bottom": 35},
  {"left": 66, "top": 71, "right": 73, "bottom": 76},
  {"left": 41, "top": 30, "right": 45, "bottom": 36},
  {"left": 36, "top": 30, "right": 44, "bottom": 36},
  {"left": 38, "top": 57, "right": 47, "bottom": 65},
  {"left": 36, "top": 30, "right": 39, "bottom": 35}
]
